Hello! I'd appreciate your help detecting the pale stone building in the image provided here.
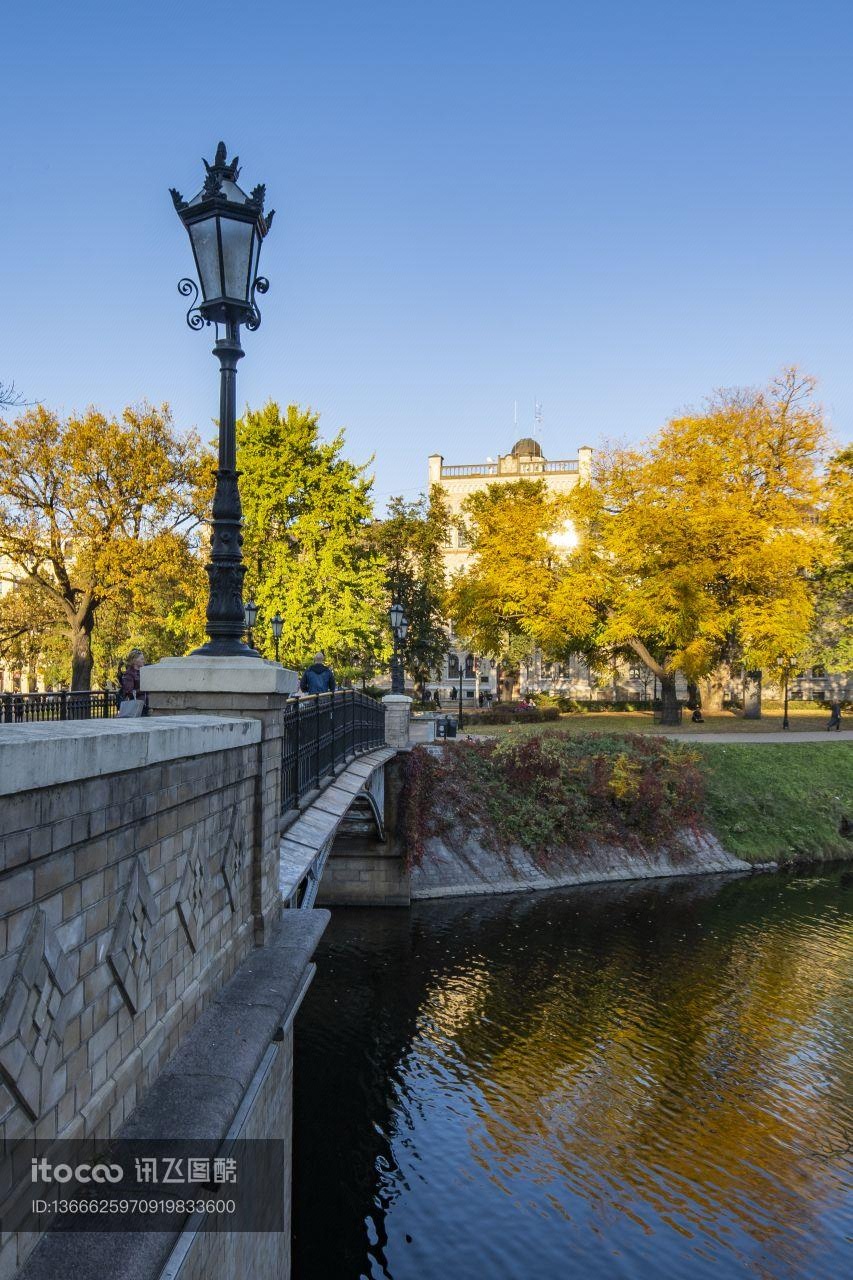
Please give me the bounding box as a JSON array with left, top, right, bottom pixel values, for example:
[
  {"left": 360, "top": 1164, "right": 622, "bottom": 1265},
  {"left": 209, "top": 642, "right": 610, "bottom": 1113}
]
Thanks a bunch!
[{"left": 427, "top": 437, "right": 600, "bottom": 703}]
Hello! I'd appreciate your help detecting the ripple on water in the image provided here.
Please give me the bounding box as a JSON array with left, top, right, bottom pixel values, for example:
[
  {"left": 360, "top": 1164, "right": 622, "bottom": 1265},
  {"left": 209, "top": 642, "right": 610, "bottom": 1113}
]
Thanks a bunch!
[{"left": 293, "top": 872, "right": 853, "bottom": 1280}]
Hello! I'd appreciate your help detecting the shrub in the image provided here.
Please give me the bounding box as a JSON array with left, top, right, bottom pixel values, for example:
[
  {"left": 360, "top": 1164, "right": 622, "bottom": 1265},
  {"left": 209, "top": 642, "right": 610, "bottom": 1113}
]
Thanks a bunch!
[
  {"left": 554, "top": 697, "right": 658, "bottom": 713},
  {"left": 475, "top": 705, "right": 561, "bottom": 725},
  {"left": 399, "top": 731, "right": 705, "bottom": 869}
]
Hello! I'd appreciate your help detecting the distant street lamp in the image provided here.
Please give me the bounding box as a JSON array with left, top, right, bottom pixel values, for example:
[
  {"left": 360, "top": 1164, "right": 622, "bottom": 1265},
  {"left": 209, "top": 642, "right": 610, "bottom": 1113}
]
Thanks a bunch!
[
  {"left": 389, "top": 603, "right": 408, "bottom": 694},
  {"left": 170, "top": 142, "right": 274, "bottom": 657},
  {"left": 243, "top": 599, "right": 259, "bottom": 651},
  {"left": 458, "top": 661, "right": 464, "bottom": 730},
  {"left": 271, "top": 613, "right": 284, "bottom": 663}
]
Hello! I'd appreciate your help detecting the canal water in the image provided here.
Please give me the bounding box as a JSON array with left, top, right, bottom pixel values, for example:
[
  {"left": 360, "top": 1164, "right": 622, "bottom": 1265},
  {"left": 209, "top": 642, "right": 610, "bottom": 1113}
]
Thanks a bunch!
[{"left": 293, "top": 871, "right": 853, "bottom": 1279}]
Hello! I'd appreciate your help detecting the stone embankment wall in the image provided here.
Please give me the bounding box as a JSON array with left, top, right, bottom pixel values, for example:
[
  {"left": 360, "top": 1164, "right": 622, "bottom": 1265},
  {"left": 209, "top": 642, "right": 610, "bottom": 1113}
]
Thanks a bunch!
[{"left": 410, "top": 827, "right": 751, "bottom": 899}]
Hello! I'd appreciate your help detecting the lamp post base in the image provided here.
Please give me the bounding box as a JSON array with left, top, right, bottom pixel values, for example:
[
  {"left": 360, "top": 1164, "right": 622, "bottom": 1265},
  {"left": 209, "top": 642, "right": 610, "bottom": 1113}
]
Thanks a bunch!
[
  {"left": 142, "top": 654, "right": 298, "bottom": 696},
  {"left": 189, "top": 638, "right": 261, "bottom": 658}
]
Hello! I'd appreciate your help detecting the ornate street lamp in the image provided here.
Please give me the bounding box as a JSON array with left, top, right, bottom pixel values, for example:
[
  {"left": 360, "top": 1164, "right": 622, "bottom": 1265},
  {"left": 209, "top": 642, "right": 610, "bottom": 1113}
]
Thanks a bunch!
[
  {"left": 271, "top": 613, "right": 284, "bottom": 663},
  {"left": 388, "top": 603, "right": 407, "bottom": 694},
  {"left": 243, "top": 599, "right": 259, "bottom": 650},
  {"left": 170, "top": 142, "right": 274, "bottom": 657}
]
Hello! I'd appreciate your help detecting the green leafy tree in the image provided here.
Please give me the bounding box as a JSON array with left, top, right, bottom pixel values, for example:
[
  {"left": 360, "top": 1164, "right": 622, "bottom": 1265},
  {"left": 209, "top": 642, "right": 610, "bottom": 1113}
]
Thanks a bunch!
[
  {"left": 238, "top": 402, "right": 389, "bottom": 674},
  {"left": 0, "top": 404, "right": 206, "bottom": 688},
  {"left": 372, "top": 486, "right": 451, "bottom": 695}
]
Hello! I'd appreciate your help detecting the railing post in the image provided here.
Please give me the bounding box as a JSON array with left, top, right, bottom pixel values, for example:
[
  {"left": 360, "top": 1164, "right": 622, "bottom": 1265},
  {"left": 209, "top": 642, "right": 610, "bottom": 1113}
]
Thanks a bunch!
[
  {"left": 314, "top": 695, "right": 320, "bottom": 790},
  {"left": 292, "top": 697, "right": 299, "bottom": 807},
  {"left": 59, "top": 691, "right": 67, "bottom": 722}
]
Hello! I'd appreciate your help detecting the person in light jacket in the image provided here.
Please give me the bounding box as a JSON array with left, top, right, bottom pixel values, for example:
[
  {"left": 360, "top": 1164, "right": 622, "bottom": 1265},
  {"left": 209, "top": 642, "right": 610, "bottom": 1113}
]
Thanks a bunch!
[{"left": 118, "top": 649, "right": 149, "bottom": 714}]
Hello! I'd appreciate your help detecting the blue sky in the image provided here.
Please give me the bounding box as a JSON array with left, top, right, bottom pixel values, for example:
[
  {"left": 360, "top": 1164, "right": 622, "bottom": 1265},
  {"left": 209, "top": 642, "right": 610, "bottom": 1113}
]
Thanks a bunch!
[{"left": 4, "top": 1, "right": 852, "bottom": 507}]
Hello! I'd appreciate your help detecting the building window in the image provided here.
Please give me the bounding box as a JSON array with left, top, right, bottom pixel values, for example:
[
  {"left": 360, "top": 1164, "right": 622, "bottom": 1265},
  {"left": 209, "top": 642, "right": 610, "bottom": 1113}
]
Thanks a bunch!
[
  {"left": 457, "top": 525, "right": 472, "bottom": 549},
  {"left": 448, "top": 654, "right": 460, "bottom": 678},
  {"left": 811, "top": 665, "right": 827, "bottom": 679},
  {"left": 464, "top": 653, "right": 475, "bottom": 678}
]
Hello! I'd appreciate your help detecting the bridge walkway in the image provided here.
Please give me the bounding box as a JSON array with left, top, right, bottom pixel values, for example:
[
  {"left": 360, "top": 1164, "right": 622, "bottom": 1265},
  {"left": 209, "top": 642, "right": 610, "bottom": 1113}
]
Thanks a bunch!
[{"left": 279, "top": 745, "right": 396, "bottom": 908}]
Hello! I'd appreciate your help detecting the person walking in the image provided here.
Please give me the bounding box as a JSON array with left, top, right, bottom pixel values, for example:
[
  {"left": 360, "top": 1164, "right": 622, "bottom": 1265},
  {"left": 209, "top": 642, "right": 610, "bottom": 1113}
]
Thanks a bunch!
[
  {"left": 827, "top": 700, "right": 842, "bottom": 731},
  {"left": 432, "top": 688, "right": 442, "bottom": 709},
  {"left": 300, "top": 652, "right": 336, "bottom": 694}
]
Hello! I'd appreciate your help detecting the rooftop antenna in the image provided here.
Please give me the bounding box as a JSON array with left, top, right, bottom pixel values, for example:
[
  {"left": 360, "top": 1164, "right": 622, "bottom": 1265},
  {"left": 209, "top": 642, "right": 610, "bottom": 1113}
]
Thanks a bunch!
[
  {"left": 513, "top": 399, "right": 518, "bottom": 429},
  {"left": 534, "top": 399, "right": 543, "bottom": 440}
]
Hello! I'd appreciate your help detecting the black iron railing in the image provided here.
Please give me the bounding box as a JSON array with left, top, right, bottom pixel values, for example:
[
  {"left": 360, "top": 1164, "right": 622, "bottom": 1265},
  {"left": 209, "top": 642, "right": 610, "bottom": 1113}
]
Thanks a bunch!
[
  {"left": 0, "top": 690, "right": 118, "bottom": 723},
  {"left": 281, "top": 690, "right": 385, "bottom": 813}
]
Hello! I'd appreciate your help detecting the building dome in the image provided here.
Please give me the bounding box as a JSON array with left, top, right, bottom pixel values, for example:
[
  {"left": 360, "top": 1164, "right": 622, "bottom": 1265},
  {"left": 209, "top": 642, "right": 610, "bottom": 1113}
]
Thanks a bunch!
[{"left": 510, "top": 437, "right": 542, "bottom": 458}]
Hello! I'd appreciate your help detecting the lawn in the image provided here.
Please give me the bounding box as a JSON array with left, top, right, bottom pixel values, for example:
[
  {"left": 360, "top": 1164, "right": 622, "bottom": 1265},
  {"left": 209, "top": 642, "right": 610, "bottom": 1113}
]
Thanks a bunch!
[
  {"left": 697, "top": 743, "right": 853, "bottom": 864},
  {"left": 463, "top": 709, "right": 834, "bottom": 737}
]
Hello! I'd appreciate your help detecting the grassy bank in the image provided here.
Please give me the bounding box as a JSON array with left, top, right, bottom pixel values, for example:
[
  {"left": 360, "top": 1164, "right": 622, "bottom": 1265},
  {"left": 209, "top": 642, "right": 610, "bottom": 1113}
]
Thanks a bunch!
[
  {"left": 404, "top": 734, "right": 852, "bottom": 871},
  {"left": 697, "top": 743, "right": 852, "bottom": 864}
]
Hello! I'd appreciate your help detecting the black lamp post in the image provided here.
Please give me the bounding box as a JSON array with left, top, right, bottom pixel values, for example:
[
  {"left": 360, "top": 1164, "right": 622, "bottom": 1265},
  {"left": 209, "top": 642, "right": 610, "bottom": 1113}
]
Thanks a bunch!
[
  {"left": 777, "top": 657, "right": 791, "bottom": 730},
  {"left": 389, "top": 603, "right": 408, "bottom": 694},
  {"left": 271, "top": 613, "right": 283, "bottom": 663},
  {"left": 458, "top": 661, "right": 464, "bottom": 730},
  {"left": 243, "top": 599, "right": 258, "bottom": 651},
  {"left": 171, "top": 142, "right": 274, "bottom": 657}
]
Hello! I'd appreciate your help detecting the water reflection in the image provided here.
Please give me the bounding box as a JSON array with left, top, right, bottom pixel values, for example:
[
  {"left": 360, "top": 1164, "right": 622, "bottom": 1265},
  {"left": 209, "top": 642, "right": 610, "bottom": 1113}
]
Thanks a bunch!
[{"left": 293, "top": 872, "right": 853, "bottom": 1279}]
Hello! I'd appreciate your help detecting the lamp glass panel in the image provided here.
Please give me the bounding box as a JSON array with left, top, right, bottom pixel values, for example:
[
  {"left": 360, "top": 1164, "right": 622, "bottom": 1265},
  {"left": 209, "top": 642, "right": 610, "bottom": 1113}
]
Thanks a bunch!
[
  {"left": 389, "top": 603, "right": 403, "bottom": 629},
  {"left": 189, "top": 216, "right": 222, "bottom": 302},
  {"left": 219, "top": 217, "right": 254, "bottom": 301},
  {"left": 250, "top": 230, "right": 262, "bottom": 292}
]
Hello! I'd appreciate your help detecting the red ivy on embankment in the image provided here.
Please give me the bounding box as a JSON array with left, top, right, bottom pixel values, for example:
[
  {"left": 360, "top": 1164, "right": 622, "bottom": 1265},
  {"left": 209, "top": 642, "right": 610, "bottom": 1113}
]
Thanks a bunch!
[{"left": 399, "top": 732, "right": 705, "bottom": 871}]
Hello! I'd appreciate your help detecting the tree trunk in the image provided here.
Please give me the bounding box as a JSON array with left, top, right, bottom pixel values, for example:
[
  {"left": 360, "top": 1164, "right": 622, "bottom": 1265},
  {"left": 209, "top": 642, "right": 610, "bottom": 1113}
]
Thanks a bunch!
[
  {"left": 658, "top": 675, "right": 681, "bottom": 725},
  {"left": 700, "top": 664, "right": 731, "bottom": 713},
  {"left": 686, "top": 681, "right": 700, "bottom": 710},
  {"left": 70, "top": 620, "right": 94, "bottom": 691},
  {"left": 743, "top": 669, "right": 762, "bottom": 719}
]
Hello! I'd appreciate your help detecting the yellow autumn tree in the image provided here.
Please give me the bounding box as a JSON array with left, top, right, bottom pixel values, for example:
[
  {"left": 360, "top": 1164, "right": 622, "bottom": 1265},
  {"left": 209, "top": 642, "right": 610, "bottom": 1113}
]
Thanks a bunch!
[
  {"left": 449, "top": 370, "right": 832, "bottom": 721},
  {"left": 573, "top": 369, "right": 831, "bottom": 718},
  {"left": 0, "top": 404, "right": 208, "bottom": 688}
]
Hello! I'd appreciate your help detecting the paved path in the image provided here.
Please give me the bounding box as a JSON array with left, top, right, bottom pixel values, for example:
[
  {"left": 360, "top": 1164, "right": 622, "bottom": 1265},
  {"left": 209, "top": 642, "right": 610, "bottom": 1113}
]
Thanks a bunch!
[{"left": 653, "top": 730, "right": 853, "bottom": 744}]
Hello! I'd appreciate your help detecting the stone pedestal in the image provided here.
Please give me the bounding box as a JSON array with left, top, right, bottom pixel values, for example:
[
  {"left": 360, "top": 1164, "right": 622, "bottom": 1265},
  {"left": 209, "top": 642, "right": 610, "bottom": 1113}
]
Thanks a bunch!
[
  {"left": 382, "top": 694, "right": 413, "bottom": 749},
  {"left": 142, "top": 657, "right": 299, "bottom": 944}
]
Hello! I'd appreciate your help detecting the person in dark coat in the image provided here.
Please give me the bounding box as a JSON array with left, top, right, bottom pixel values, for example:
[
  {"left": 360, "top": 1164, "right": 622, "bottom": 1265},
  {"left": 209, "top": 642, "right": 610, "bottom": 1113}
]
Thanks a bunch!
[
  {"left": 300, "top": 652, "right": 336, "bottom": 694},
  {"left": 827, "top": 700, "right": 843, "bottom": 730}
]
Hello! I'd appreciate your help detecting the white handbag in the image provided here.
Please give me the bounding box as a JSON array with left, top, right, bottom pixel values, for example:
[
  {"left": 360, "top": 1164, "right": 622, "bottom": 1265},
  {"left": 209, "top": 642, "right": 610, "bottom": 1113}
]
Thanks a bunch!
[{"left": 118, "top": 695, "right": 145, "bottom": 719}]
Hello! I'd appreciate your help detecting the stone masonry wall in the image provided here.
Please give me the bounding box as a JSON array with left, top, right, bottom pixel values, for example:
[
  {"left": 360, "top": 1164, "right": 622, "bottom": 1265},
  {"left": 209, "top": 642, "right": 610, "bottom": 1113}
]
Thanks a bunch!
[
  {"left": 0, "top": 717, "right": 262, "bottom": 1278},
  {"left": 144, "top": 685, "right": 290, "bottom": 946}
]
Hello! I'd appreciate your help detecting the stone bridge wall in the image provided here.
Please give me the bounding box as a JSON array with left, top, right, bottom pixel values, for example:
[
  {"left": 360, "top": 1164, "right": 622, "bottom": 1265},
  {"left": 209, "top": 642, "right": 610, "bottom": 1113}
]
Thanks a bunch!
[{"left": 0, "top": 716, "right": 263, "bottom": 1277}]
